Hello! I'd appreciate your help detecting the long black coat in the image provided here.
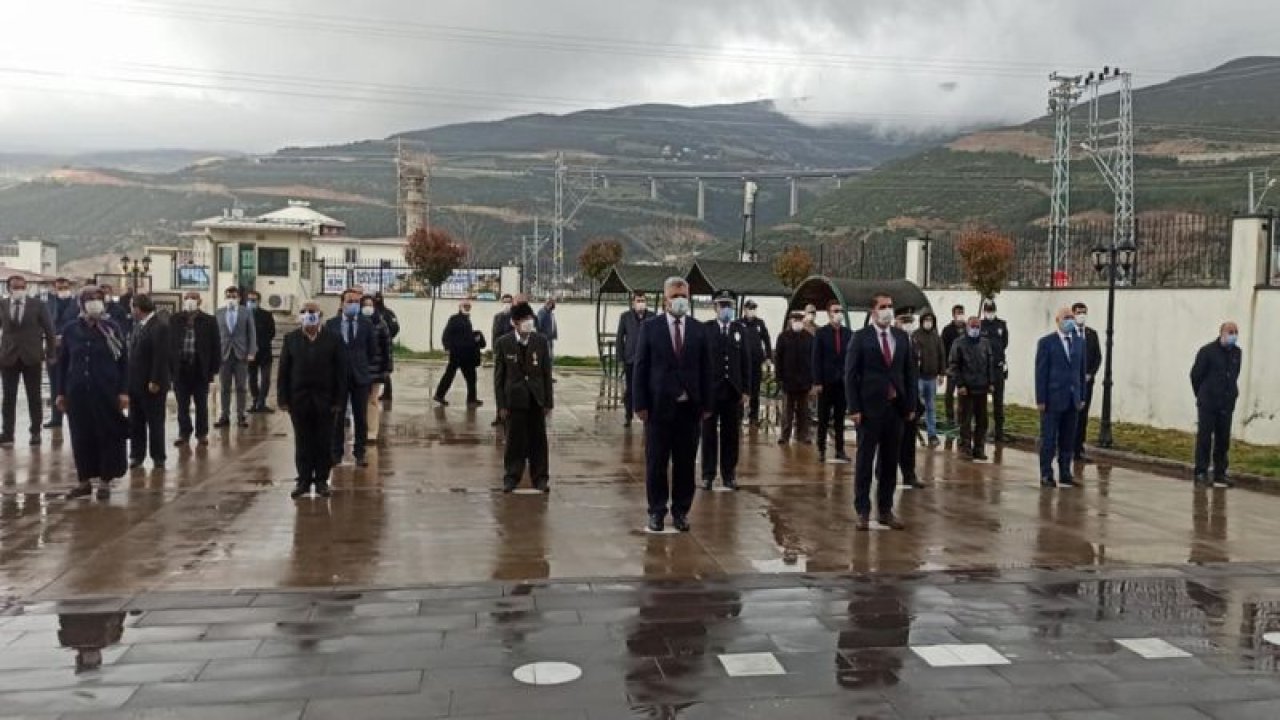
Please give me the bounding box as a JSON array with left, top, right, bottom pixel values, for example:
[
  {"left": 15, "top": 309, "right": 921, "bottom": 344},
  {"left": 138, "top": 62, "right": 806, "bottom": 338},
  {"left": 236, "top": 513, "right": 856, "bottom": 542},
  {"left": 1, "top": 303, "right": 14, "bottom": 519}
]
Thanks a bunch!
[
  {"left": 58, "top": 318, "right": 129, "bottom": 481},
  {"left": 493, "top": 333, "right": 554, "bottom": 411},
  {"left": 250, "top": 307, "right": 277, "bottom": 362},
  {"left": 127, "top": 315, "right": 172, "bottom": 395},
  {"left": 278, "top": 328, "right": 349, "bottom": 411},
  {"left": 1190, "top": 339, "right": 1241, "bottom": 411},
  {"left": 773, "top": 329, "right": 813, "bottom": 394},
  {"left": 703, "top": 319, "right": 752, "bottom": 396},
  {"left": 168, "top": 310, "right": 221, "bottom": 381},
  {"left": 442, "top": 313, "right": 483, "bottom": 368}
]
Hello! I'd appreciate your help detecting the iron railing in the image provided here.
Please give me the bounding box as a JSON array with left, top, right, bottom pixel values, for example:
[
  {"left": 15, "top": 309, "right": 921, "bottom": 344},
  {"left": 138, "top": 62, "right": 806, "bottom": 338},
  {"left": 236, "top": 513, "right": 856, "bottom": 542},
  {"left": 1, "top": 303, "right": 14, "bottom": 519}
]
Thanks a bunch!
[{"left": 925, "top": 215, "right": 1232, "bottom": 289}]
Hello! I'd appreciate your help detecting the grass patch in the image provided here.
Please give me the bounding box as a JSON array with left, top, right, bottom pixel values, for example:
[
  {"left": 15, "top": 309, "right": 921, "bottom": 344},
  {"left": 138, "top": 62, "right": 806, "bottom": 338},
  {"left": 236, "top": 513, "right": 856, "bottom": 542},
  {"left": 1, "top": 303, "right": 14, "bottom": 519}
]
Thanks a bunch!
[{"left": 1001, "top": 404, "right": 1280, "bottom": 480}]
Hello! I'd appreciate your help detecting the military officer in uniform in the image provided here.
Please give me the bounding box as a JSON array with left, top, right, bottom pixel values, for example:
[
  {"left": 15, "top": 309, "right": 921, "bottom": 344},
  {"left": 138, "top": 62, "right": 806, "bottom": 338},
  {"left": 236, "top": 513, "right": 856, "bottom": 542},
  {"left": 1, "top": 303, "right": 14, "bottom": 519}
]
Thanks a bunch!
[
  {"left": 494, "top": 302, "right": 554, "bottom": 492},
  {"left": 739, "top": 299, "right": 771, "bottom": 426},
  {"left": 701, "top": 290, "right": 751, "bottom": 491}
]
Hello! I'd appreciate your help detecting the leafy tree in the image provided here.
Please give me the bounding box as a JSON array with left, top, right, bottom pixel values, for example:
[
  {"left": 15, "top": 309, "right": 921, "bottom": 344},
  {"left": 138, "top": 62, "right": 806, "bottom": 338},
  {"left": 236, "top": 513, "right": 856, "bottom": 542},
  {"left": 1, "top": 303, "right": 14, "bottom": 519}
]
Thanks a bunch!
[
  {"left": 578, "top": 237, "right": 624, "bottom": 285},
  {"left": 405, "top": 227, "right": 467, "bottom": 350},
  {"left": 772, "top": 245, "right": 814, "bottom": 290},
  {"left": 957, "top": 228, "right": 1015, "bottom": 301}
]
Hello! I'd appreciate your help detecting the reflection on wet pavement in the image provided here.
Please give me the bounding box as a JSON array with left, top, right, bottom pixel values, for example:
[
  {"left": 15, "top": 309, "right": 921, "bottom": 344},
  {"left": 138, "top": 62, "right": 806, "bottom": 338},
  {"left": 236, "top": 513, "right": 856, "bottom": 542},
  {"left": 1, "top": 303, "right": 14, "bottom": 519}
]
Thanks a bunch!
[{"left": 5, "top": 365, "right": 1280, "bottom": 716}]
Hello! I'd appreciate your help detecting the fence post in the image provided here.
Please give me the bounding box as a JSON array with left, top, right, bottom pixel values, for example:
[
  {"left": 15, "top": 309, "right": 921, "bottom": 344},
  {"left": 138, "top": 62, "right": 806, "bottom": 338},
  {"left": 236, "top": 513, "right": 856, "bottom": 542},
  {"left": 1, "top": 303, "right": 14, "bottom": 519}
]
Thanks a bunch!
[{"left": 904, "top": 236, "right": 928, "bottom": 286}]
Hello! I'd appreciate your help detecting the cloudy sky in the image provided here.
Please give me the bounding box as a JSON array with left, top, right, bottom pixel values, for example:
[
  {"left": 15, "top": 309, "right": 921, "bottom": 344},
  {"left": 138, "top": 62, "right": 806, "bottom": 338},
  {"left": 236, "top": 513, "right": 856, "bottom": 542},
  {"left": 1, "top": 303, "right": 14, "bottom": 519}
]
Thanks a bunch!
[{"left": 0, "top": 0, "right": 1274, "bottom": 153}]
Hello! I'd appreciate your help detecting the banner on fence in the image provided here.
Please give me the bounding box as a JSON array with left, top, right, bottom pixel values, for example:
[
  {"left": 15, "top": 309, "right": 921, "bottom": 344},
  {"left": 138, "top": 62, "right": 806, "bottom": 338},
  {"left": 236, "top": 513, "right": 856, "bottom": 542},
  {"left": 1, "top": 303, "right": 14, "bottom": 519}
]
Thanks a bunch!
[{"left": 320, "top": 265, "right": 500, "bottom": 299}]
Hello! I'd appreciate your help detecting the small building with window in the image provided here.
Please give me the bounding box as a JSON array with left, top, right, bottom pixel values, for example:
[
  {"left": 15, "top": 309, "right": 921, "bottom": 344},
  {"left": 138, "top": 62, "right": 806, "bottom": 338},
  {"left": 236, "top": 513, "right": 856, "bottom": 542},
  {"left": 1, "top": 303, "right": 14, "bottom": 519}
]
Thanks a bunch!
[{"left": 190, "top": 200, "right": 346, "bottom": 314}]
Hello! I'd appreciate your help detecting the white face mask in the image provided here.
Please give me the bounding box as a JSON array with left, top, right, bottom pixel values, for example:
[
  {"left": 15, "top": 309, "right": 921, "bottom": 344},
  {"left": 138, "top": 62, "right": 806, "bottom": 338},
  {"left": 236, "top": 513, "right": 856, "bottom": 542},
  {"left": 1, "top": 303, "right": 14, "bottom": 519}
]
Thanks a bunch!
[
  {"left": 300, "top": 311, "right": 321, "bottom": 327},
  {"left": 10, "top": 289, "right": 26, "bottom": 302},
  {"left": 744, "top": 309, "right": 756, "bottom": 319},
  {"left": 460, "top": 306, "right": 471, "bottom": 315},
  {"left": 903, "top": 323, "right": 917, "bottom": 334},
  {"left": 502, "top": 301, "right": 512, "bottom": 311},
  {"left": 922, "top": 320, "right": 934, "bottom": 331},
  {"left": 634, "top": 302, "right": 647, "bottom": 313},
  {"left": 1075, "top": 313, "right": 1087, "bottom": 326},
  {"left": 361, "top": 306, "right": 374, "bottom": 317},
  {"left": 57, "top": 290, "right": 72, "bottom": 299},
  {"left": 518, "top": 318, "right": 535, "bottom": 334},
  {"left": 876, "top": 308, "right": 894, "bottom": 326},
  {"left": 225, "top": 298, "right": 238, "bottom": 309},
  {"left": 982, "top": 309, "right": 995, "bottom": 320},
  {"left": 182, "top": 299, "right": 198, "bottom": 312},
  {"left": 84, "top": 300, "right": 105, "bottom": 318},
  {"left": 669, "top": 296, "right": 690, "bottom": 317},
  {"left": 790, "top": 321, "right": 804, "bottom": 332}
]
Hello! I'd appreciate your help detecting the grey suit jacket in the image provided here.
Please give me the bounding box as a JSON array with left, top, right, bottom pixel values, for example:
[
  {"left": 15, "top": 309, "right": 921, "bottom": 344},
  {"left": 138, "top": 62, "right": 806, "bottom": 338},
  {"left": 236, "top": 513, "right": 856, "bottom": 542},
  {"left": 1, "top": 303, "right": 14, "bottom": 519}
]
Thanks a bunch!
[
  {"left": 0, "top": 296, "right": 57, "bottom": 368},
  {"left": 215, "top": 305, "right": 258, "bottom": 362}
]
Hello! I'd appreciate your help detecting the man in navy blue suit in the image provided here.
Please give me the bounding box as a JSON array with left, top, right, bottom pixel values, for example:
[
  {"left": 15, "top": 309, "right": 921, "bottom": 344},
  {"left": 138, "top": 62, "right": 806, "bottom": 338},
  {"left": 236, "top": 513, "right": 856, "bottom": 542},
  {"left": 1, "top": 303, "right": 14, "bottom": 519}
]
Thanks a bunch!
[
  {"left": 632, "top": 277, "right": 714, "bottom": 533},
  {"left": 325, "top": 288, "right": 377, "bottom": 468},
  {"left": 1035, "top": 306, "right": 1087, "bottom": 488},
  {"left": 845, "top": 293, "right": 917, "bottom": 531}
]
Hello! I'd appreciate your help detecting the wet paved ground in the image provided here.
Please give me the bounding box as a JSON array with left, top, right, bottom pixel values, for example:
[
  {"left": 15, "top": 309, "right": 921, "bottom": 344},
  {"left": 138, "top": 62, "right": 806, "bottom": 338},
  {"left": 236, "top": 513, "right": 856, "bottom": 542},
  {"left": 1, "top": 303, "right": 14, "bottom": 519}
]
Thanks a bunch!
[{"left": 4, "top": 363, "right": 1280, "bottom": 717}]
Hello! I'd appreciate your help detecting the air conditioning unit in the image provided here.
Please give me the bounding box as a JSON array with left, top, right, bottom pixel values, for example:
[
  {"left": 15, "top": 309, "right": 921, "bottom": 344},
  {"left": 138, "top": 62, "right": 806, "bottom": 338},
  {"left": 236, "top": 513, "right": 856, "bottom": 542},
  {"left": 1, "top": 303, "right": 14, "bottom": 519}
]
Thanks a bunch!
[{"left": 266, "top": 293, "right": 294, "bottom": 312}]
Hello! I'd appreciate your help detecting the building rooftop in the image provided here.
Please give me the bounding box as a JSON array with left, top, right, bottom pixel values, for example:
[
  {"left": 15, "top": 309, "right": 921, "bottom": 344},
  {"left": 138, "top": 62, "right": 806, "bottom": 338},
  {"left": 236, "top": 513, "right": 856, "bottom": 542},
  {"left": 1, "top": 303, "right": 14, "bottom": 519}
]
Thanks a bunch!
[{"left": 193, "top": 200, "right": 346, "bottom": 233}]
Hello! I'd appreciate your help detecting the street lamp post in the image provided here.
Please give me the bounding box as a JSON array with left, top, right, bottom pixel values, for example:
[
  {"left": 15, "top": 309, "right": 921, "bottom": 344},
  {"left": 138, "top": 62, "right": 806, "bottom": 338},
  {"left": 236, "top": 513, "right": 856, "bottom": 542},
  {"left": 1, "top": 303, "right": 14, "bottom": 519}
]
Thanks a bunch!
[
  {"left": 120, "top": 255, "right": 152, "bottom": 294},
  {"left": 1090, "top": 241, "right": 1136, "bottom": 448}
]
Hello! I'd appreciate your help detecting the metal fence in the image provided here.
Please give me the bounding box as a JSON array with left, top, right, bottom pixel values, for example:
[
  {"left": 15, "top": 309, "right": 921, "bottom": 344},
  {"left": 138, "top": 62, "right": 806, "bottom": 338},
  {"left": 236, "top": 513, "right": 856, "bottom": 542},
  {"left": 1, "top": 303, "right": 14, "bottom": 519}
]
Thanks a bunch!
[
  {"left": 761, "top": 234, "right": 908, "bottom": 282},
  {"left": 925, "top": 215, "right": 1233, "bottom": 289},
  {"left": 313, "top": 260, "right": 504, "bottom": 299}
]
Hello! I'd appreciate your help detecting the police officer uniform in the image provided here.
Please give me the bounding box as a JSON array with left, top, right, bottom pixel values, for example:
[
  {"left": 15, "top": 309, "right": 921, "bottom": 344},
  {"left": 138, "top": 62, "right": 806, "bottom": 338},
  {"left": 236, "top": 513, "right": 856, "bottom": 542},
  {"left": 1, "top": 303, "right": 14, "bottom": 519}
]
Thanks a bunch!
[
  {"left": 494, "top": 302, "right": 555, "bottom": 492},
  {"left": 738, "top": 299, "right": 771, "bottom": 425},
  {"left": 701, "top": 290, "right": 751, "bottom": 490}
]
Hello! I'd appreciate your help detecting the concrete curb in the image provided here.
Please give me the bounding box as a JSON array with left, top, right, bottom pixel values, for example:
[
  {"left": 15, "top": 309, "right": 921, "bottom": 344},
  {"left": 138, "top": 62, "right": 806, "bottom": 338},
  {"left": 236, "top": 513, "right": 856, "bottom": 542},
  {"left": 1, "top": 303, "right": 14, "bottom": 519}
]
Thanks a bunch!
[{"left": 1008, "top": 432, "right": 1275, "bottom": 490}]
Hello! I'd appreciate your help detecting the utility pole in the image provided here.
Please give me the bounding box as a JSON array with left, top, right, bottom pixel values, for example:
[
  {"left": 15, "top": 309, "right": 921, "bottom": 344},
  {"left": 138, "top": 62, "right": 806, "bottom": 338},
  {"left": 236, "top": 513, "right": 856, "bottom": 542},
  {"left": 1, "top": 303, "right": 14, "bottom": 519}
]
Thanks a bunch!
[
  {"left": 1047, "top": 72, "right": 1082, "bottom": 285},
  {"left": 739, "top": 180, "right": 758, "bottom": 262},
  {"left": 551, "top": 153, "right": 595, "bottom": 290},
  {"left": 1249, "top": 170, "right": 1275, "bottom": 213}
]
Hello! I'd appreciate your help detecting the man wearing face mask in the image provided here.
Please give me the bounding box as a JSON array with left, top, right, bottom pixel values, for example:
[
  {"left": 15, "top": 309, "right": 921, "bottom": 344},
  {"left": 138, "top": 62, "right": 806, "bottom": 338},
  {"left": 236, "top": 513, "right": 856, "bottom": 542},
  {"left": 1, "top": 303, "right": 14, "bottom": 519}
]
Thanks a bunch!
[
  {"left": 373, "top": 292, "right": 400, "bottom": 401},
  {"left": 701, "top": 290, "right": 751, "bottom": 491},
  {"left": 803, "top": 304, "right": 818, "bottom": 335},
  {"left": 774, "top": 309, "right": 814, "bottom": 445},
  {"left": 169, "top": 291, "right": 220, "bottom": 447},
  {"left": 633, "top": 277, "right": 714, "bottom": 533},
  {"left": 913, "top": 310, "right": 946, "bottom": 448},
  {"left": 100, "top": 283, "right": 132, "bottom": 336},
  {"left": 536, "top": 297, "right": 559, "bottom": 375},
  {"left": 494, "top": 301, "right": 554, "bottom": 492},
  {"left": 435, "top": 297, "right": 484, "bottom": 407},
  {"left": 1035, "top": 307, "right": 1087, "bottom": 488},
  {"left": 948, "top": 316, "right": 995, "bottom": 460},
  {"left": 214, "top": 286, "right": 257, "bottom": 430},
  {"left": 44, "top": 277, "right": 80, "bottom": 430},
  {"left": 1070, "top": 302, "right": 1103, "bottom": 462},
  {"left": 811, "top": 300, "right": 852, "bottom": 463},
  {"left": 488, "top": 293, "right": 515, "bottom": 427},
  {"left": 326, "top": 288, "right": 377, "bottom": 467},
  {"left": 279, "top": 302, "right": 347, "bottom": 499},
  {"left": 979, "top": 299, "right": 1010, "bottom": 442},
  {"left": 616, "top": 290, "right": 654, "bottom": 427},
  {"left": 1190, "top": 322, "right": 1242, "bottom": 488},
  {"left": 738, "top": 299, "right": 771, "bottom": 426},
  {"left": 244, "top": 290, "right": 276, "bottom": 414},
  {"left": 0, "top": 276, "right": 57, "bottom": 447},
  {"left": 126, "top": 294, "right": 171, "bottom": 470},
  {"left": 939, "top": 304, "right": 966, "bottom": 425},
  {"left": 893, "top": 309, "right": 928, "bottom": 489},
  {"left": 845, "top": 293, "right": 917, "bottom": 530}
]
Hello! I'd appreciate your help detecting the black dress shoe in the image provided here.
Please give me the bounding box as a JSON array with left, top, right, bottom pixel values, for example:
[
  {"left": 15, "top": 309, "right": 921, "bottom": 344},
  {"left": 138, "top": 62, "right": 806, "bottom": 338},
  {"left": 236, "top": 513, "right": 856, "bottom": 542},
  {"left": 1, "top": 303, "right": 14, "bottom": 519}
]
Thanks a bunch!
[
  {"left": 818, "top": 451, "right": 826, "bottom": 463},
  {"left": 623, "top": 418, "right": 632, "bottom": 428},
  {"left": 903, "top": 477, "right": 929, "bottom": 490},
  {"left": 722, "top": 479, "right": 738, "bottom": 491},
  {"left": 647, "top": 515, "right": 664, "bottom": 532},
  {"left": 66, "top": 483, "right": 93, "bottom": 500},
  {"left": 834, "top": 452, "right": 851, "bottom": 463},
  {"left": 95, "top": 485, "right": 111, "bottom": 500},
  {"left": 236, "top": 417, "right": 250, "bottom": 428},
  {"left": 1213, "top": 476, "right": 1233, "bottom": 489},
  {"left": 855, "top": 515, "right": 871, "bottom": 531},
  {"left": 776, "top": 437, "right": 788, "bottom": 445},
  {"left": 879, "top": 514, "right": 906, "bottom": 530},
  {"left": 29, "top": 434, "right": 41, "bottom": 447},
  {"left": 972, "top": 451, "right": 989, "bottom": 461},
  {"left": 213, "top": 418, "right": 230, "bottom": 429},
  {"left": 42, "top": 420, "right": 59, "bottom": 430},
  {"left": 1059, "top": 478, "right": 1077, "bottom": 488},
  {"left": 196, "top": 436, "right": 209, "bottom": 446},
  {"left": 129, "top": 459, "right": 145, "bottom": 469},
  {"left": 536, "top": 481, "right": 550, "bottom": 493},
  {"left": 673, "top": 516, "right": 691, "bottom": 532},
  {"left": 1193, "top": 472, "right": 1211, "bottom": 487},
  {"left": 467, "top": 400, "right": 484, "bottom": 408},
  {"left": 433, "top": 396, "right": 449, "bottom": 406},
  {"left": 153, "top": 462, "right": 166, "bottom": 470},
  {"left": 701, "top": 478, "right": 714, "bottom": 491},
  {"left": 290, "top": 486, "right": 306, "bottom": 500},
  {"left": 316, "top": 485, "right": 333, "bottom": 498},
  {"left": 261, "top": 406, "right": 275, "bottom": 414},
  {"left": 1040, "top": 477, "right": 1057, "bottom": 488},
  {"left": 502, "top": 483, "right": 516, "bottom": 493},
  {"left": 355, "top": 457, "right": 369, "bottom": 468},
  {"left": 173, "top": 436, "right": 190, "bottom": 447},
  {"left": 0, "top": 435, "right": 13, "bottom": 447}
]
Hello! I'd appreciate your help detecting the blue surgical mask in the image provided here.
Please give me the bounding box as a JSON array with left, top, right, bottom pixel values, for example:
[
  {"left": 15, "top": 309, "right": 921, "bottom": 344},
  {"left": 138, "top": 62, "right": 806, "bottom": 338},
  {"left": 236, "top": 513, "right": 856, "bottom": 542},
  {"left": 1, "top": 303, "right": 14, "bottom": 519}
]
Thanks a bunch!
[
  {"left": 669, "top": 297, "right": 690, "bottom": 318},
  {"left": 246, "top": 300, "right": 257, "bottom": 310},
  {"left": 1060, "top": 317, "right": 1076, "bottom": 334},
  {"left": 300, "top": 311, "right": 320, "bottom": 327},
  {"left": 966, "top": 327, "right": 981, "bottom": 339},
  {"left": 718, "top": 306, "right": 735, "bottom": 323},
  {"left": 1225, "top": 333, "right": 1239, "bottom": 347},
  {"left": 343, "top": 302, "right": 360, "bottom": 317}
]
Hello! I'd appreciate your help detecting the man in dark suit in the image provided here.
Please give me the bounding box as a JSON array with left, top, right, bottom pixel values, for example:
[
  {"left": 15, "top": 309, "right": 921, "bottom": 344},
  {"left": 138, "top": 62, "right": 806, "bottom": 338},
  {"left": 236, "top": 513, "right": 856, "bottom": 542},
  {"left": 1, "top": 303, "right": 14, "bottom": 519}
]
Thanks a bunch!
[
  {"left": 939, "top": 304, "right": 965, "bottom": 425},
  {"left": 101, "top": 283, "right": 133, "bottom": 337},
  {"left": 325, "top": 288, "right": 376, "bottom": 467},
  {"left": 494, "top": 302, "right": 554, "bottom": 492},
  {"left": 1035, "top": 307, "right": 1087, "bottom": 488},
  {"left": 279, "top": 301, "right": 348, "bottom": 499},
  {"left": 845, "top": 292, "right": 917, "bottom": 531},
  {"left": 44, "top": 277, "right": 80, "bottom": 429},
  {"left": 489, "top": 293, "right": 515, "bottom": 428},
  {"left": 701, "top": 290, "right": 751, "bottom": 491},
  {"left": 812, "top": 300, "right": 853, "bottom": 463},
  {"left": 1190, "top": 322, "right": 1243, "bottom": 488},
  {"left": 616, "top": 290, "right": 654, "bottom": 427},
  {"left": 126, "top": 294, "right": 171, "bottom": 469},
  {"left": 980, "top": 299, "right": 1011, "bottom": 442},
  {"left": 1071, "top": 302, "right": 1103, "bottom": 462},
  {"left": 435, "top": 298, "right": 484, "bottom": 407},
  {"left": 245, "top": 290, "right": 277, "bottom": 414},
  {"left": 0, "top": 275, "right": 57, "bottom": 447},
  {"left": 739, "top": 299, "right": 771, "bottom": 426},
  {"left": 170, "top": 291, "right": 220, "bottom": 447},
  {"left": 633, "top": 277, "right": 714, "bottom": 533}
]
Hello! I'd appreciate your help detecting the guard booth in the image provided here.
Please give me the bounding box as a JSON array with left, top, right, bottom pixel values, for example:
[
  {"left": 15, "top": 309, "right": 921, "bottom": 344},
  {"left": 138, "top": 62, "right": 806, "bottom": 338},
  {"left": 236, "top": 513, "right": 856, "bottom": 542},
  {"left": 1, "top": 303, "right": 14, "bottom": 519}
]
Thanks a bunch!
[
  {"left": 594, "top": 264, "right": 681, "bottom": 379},
  {"left": 788, "top": 276, "right": 931, "bottom": 327}
]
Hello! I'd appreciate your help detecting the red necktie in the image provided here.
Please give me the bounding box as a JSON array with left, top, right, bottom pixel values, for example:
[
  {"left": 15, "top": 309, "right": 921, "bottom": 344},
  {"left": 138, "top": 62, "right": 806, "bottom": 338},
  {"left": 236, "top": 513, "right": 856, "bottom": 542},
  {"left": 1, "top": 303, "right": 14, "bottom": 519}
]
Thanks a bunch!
[
  {"left": 881, "top": 331, "right": 897, "bottom": 400},
  {"left": 673, "top": 318, "right": 684, "bottom": 359}
]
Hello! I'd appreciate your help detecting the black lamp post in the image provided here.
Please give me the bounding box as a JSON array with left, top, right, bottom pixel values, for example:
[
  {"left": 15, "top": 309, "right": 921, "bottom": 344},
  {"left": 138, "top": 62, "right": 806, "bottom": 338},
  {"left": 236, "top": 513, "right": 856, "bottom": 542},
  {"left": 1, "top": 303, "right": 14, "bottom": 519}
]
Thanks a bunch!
[
  {"left": 120, "top": 255, "right": 152, "bottom": 294},
  {"left": 1090, "top": 240, "right": 1136, "bottom": 448}
]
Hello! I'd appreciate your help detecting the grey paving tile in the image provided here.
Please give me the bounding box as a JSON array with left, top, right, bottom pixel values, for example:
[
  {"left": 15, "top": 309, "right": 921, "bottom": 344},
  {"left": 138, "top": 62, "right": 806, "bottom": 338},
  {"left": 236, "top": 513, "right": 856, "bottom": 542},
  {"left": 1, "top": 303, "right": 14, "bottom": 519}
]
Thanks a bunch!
[
  {"left": 125, "top": 593, "right": 258, "bottom": 612},
  {"left": 138, "top": 607, "right": 312, "bottom": 626},
  {"left": 1197, "top": 698, "right": 1280, "bottom": 719},
  {"left": 117, "top": 639, "right": 261, "bottom": 663},
  {"left": 886, "top": 685, "right": 1101, "bottom": 716},
  {"left": 1079, "top": 678, "right": 1280, "bottom": 708},
  {"left": 300, "top": 689, "right": 452, "bottom": 720},
  {"left": 322, "top": 647, "right": 514, "bottom": 674},
  {"left": 82, "top": 700, "right": 306, "bottom": 719},
  {"left": 994, "top": 661, "right": 1122, "bottom": 686},
  {"left": 126, "top": 670, "right": 423, "bottom": 707},
  {"left": 0, "top": 685, "right": 137, "bottom": 714},
  {"left": 0, "top": 661, "right": 203, "bottom": 693},
  {"left": 255, "top": 632, "right": 443, "bottom": 657},
  {"left": 0, "top": 646, "right": 127, "bottom": 671},
  {"left": 198, "top": 656, "right": 329, "bottom": 681},
  {"left": 1053, "top": 707, "right": 1213, "bottom": 720}
]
